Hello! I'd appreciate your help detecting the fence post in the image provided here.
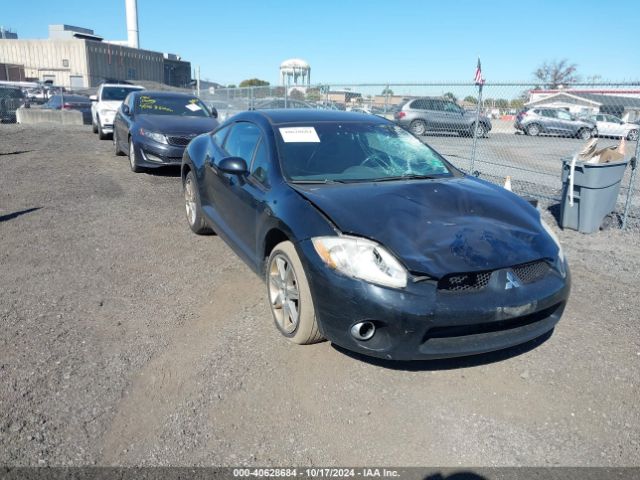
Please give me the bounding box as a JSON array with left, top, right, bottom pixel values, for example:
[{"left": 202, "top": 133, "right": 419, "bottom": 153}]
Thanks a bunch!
[
  {"left": 469, "top": 83, "right": 483, "bottom": 174},
  {"left": 621, "top": 137, "right": 640, "bottom": 230}
]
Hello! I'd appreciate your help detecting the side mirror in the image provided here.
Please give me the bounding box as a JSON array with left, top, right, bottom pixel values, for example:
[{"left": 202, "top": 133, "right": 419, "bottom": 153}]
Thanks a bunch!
[
  {"left": 209, "top": 106, "right": 218, "bottom": 119},
  {"left": 122, "top": 104, "right": 130, "bottom": 116},
  {"left": 89, "top": 95, "right": 97, "bottom": 102},
  {"left": 219, "top": 156, "right": 248, "bottom": 176}
]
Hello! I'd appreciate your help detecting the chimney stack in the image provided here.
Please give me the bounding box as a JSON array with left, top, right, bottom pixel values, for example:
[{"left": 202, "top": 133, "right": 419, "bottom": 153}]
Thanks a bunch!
[{"left": 125, "top": 0, "right": 139, "bottom": 48}]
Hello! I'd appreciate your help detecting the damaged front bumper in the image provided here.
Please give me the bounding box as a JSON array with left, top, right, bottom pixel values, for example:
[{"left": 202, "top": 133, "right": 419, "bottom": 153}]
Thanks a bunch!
[{"left": 297, "top": 239, "right": 570, "bottom": 361}]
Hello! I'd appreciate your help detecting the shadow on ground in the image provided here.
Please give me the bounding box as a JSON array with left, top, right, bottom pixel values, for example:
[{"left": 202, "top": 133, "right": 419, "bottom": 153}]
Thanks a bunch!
[{"left": 0, "top": 207, "right": 42, "bottom": 223}]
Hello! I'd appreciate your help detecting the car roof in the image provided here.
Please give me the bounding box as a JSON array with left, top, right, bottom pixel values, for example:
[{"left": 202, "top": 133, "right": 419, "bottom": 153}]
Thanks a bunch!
[
  {"left": 101, "top": 83, "right": 144, "bottom": 89},
  {"left": 239, "top": 109, "right": 389, "bottom": 125}
]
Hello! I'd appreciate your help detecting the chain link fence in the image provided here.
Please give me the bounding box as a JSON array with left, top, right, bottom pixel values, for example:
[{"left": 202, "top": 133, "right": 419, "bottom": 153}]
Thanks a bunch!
[{"left": 8, "top": 77, "right": 640, "bottom": 231}]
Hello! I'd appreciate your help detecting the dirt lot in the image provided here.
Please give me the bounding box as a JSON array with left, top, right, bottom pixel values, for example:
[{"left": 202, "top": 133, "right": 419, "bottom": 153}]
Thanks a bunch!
[{"left": 1, "top": 123, "right": 639, "bottom": 467}]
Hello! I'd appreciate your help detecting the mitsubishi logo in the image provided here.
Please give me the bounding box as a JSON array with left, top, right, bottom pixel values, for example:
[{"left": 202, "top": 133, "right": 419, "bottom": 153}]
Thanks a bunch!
[{"left": 505, "top": 271, "right": 521, "bottom": 290}]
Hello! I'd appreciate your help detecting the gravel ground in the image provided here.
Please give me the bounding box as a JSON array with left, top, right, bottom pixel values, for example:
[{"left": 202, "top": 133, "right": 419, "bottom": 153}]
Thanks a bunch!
[{"left": 1, "top": 123, "right": 639, "bottom": 467}]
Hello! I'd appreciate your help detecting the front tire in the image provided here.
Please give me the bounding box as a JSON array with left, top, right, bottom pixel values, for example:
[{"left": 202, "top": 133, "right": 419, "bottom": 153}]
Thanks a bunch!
[
  {"left": 409, "top": 119, "right": 427, "bottom": 136},
  {"left": 183, "top": 170, "right": 212, "bottom": 235},
  {"left": 471, "top": 122, "right": 487, "bottom": 138},
  {"left": 577, "top": 128, "right": 592, "bottom": 140},
  {"left": 92, "top": 119, "right": 98, "bottom": 133},
  {"left": 627, "top": 129, "right": 638, "bottom": 141},
  {"left": 267, "top": 241, "right": 324, "bottom": 345},
  {"left": 113, "top": 129, "right": 124, "bottom": 156},
  {"left": 128, "top": 138, "right": 143, "bottom": 173},
  {"left": 97, "top": 117, "right": 109, "bottom": 140},
  {"left": 525, "top": 123, "right": 541, "bottom": 136}
]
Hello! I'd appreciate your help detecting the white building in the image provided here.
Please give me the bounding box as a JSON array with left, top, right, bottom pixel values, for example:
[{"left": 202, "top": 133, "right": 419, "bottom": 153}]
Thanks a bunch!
[{"left": 526, "top": 89, "right": 640, "bottom": 122}]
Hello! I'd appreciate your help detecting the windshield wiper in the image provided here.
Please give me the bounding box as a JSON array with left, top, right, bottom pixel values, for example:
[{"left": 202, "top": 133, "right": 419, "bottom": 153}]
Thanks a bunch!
[{"left": 369, "top": 174, "right": 442, "bottom": 182}]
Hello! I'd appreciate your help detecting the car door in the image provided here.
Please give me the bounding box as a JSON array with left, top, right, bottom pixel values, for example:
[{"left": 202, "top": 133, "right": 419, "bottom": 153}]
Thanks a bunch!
[
  {"left": 442, "top": 101, "right": 465, "bottom": 131},
  {"left": 203, "top": 121, "right": 263, "bottom": 264},
  {"left": 604, "top": 114, "right": 625, "bottom": 137},
  {"left": 427, "top": 99, "right": 450, "bottom": 131},
  {"left": 555, "top": 110, "right": 579, "bottom": 135},
  {"left": 114, "top": 93, "right": 134, "bottom": 150}
]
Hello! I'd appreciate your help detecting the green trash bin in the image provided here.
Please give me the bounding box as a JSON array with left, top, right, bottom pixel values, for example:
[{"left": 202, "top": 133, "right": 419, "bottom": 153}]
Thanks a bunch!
[{"left": 560, "top": 158, "right": 628, "bottom": 233}]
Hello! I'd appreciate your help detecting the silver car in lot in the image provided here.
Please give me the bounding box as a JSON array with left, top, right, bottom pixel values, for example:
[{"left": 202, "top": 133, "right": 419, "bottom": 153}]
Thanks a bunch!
[
  {"left": 394, "top": 97, "right": 492, "bottom": 137},
  {"left": 514, "top": 108, "right": 597, "bottom": 139}
]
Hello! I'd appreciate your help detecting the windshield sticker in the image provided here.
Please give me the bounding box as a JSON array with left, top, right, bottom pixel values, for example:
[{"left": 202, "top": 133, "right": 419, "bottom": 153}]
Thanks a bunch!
[
  {"left": 185, "top": 103, "right": 202, "bottom": 112},
  {"left": 279, "top": 127, "right": 320, "bottom": 143}
]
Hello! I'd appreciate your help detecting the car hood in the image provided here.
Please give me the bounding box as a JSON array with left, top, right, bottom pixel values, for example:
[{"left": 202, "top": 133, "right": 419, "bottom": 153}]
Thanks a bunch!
[
  {"left": 292, "top": 177, "right": 557, "bottom": 278},
  {"left": 135, "top": 114, "right": 218, "bottom": 134}
]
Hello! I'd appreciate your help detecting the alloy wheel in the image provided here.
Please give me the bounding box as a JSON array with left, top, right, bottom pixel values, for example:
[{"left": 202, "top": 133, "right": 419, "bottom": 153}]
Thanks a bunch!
[
  {"left": 184, "top": 177, "right": 197, "bottom": 226},
  {"left": 268, "top": 254, "right": 300, "bottom": 335},
  {"left": 628, "top": 129, "right": 638, "bottom": 141}
]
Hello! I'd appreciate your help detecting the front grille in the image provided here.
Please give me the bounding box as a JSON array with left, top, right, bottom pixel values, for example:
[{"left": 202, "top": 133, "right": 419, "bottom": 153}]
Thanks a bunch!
[
  {"left": 167, "top": 135, "right": 195, "bottom": 146},
  {"left": 512, "top": 260, "right": 551, "bottom": 284},
  {"left": 438, "top": 271, "right": 492, "bottom": 292},
  {"left": 437, "top": 260, "right": 551, "bottom": 293}
]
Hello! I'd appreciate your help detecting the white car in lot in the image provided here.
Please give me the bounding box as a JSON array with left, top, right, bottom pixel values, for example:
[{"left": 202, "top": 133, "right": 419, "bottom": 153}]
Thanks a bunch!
[
  {"left": 90, "top": 84, "right": 144, "bottom": 139},
  {"left": 586, "top": 114, "right": 638, "bottom": 141}
]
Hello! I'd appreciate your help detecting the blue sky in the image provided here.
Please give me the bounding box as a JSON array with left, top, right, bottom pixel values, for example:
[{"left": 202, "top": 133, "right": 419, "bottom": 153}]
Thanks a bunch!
[{"left": 3, "top": 0, "right": 639, "bottom": 86}]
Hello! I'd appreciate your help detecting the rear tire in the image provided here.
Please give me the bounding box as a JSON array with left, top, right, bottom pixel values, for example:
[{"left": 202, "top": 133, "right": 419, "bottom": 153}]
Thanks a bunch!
[
  {"left": 267, "top": 241, "right": 324, "bottom": 345},
  {"left": 183, "top": 170, "right": 212, "bottom": 235},
  {"left": 627, "top": 129, "right": 638, "bottom": 141},
  {"left": 525, "top": 123, "right": 541, "bottom": 136},
  {"left": 128, "top": 138, "right": 143, "bottom": 173},
  {"left": 409, "top": 119, "right": 427, "bottom": 136}
]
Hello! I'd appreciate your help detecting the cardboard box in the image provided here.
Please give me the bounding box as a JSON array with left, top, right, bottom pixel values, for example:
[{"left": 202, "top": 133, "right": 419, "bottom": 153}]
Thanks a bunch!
[{"left": 579, "top": 137, "right": 626, "bottom": 164}]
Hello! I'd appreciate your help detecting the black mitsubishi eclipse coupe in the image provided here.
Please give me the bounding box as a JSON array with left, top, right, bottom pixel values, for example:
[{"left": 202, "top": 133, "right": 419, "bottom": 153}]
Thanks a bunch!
[{"left": 182, "top": 109, "right": 570, "bottom": 361}]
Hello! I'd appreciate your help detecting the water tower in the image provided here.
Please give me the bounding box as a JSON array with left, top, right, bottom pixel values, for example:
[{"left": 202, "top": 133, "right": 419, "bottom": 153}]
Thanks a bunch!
[{"left": 279, "top": 58, "right": 311, "bottom": 87}]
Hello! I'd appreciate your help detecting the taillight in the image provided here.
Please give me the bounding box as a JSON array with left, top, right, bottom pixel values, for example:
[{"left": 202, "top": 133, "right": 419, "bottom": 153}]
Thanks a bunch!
[
  {"left": 395, "top": 111, "right": 406, "bottom": 119},
  {"left": 62, "top": 103, "right": 72, "bottom": 110}
]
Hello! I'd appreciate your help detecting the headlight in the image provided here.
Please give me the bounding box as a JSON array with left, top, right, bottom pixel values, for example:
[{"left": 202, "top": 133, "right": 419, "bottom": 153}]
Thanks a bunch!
[
  {"left": 541, "top": 219, "right": 567, "bottom": 276},
  {"left": 312, "top": 235, "right": 408, "bottom": 288},
  {"left": 139, "top": 128, "right": 167, "bottom": 144},
  {"left": 99, "top": 109, "right": 115, "bottom": 117}
]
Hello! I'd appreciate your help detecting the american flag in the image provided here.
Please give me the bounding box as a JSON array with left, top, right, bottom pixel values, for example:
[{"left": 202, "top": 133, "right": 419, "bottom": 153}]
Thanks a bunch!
[{"left": 474, "top": 58, "right": 484, "bottom": 85}]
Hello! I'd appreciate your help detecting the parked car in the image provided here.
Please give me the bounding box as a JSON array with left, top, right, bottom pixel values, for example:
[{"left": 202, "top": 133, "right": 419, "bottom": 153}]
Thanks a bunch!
[
  {"left": 394, "top": 97, "right": 492, "bottom": 137},
  {"left": 181, "top": 109, "right": 570, "bottom": 361},
  {"left": 0, "top": 85, "right": 27, "bottom": 123},
  {"left": 42, "top": 94, "right": 92, "bottom": 123},
  {"left": 583, "top": 114, "right": 638, "bottom": 141},
  {"left": 112, "top": 91, "right": 219, "bottom": 173},
  {"left": 254, "top": 99, "right": 316, "bottom": 109},
  {"left": 514, "top": 108, "right": 596, "bottom": 139},
  {"left": 90, "top": 83, "right": 145, "bottom": 139}
]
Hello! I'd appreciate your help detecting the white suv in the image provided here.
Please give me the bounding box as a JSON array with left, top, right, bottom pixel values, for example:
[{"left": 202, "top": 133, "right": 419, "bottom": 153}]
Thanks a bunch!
[{"left": 91, "top": 83, "right": 144, "bottom": 139}]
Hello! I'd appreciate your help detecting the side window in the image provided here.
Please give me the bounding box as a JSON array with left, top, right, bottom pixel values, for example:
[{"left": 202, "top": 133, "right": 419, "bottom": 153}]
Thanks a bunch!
[
  {"left": 443, "top": 102, "right": 460, "bottom": 113},
  {"left": 223, "top": 122, "right": 261, "bottom": 163},
  {"left": 429, "top": 100, "right": 445, "bottom": 111},
  {"left": 556, "top": 110, "right": 572, "bottom": 120},
  {"left": 541, "top": 109, "right": 555, "bottom": 118},
  {"left": 212, "top": 125, "right": 231, "bottom": 148},
  {"left": 410, "top": 99, "right": 426, "bottom": 110},
  {"left": 250, "top": 138, "right": 270, "bottom": 188}
]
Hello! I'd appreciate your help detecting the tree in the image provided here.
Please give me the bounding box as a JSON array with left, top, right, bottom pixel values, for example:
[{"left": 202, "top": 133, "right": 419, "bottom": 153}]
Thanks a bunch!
[
  {"left": 533, "top": 59, "right": 579, "bottom": 89},
  {"left": 443, "top": 92, "right": 457, "bottom": 102},
  {"left": 463, "top": 95, "right": 477, "bottom": 104},
  {"left": 289, "top": 88, "right": 304, "bottom": 100},
  {"left": 239, "top": 78, "right": 270, "bottom": 87},
  {"left": 226, "top": 84, "right": 236, "bottom": 89},
  {"left": 381, "top": 86, "right": 393, "bottom": 96}
]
